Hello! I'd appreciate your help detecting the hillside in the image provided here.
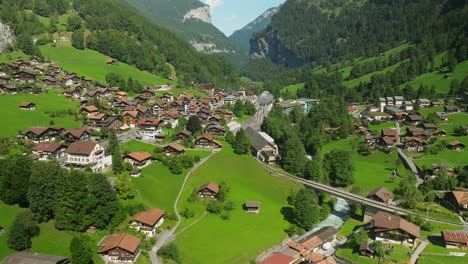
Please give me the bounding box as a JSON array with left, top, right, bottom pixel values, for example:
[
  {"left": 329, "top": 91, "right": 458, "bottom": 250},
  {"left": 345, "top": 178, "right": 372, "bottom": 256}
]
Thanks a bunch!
[
  {"left": 123, "top": 0, "right": 249, "bottom": 66},
  {"left": 0, "top": 0, "right": 239, "bottom": 87},
  {"left": 251, "top": 0, "right": 468, "bottom": 67},
  {"left": 229, "top": 7, "right": 279, "bottom": 51}
]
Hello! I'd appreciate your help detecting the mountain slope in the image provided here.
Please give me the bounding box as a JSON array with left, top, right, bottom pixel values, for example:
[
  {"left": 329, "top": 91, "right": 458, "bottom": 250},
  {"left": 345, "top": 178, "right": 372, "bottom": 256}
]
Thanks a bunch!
[
  {"left": 251, "top": 0, "right": 468, "bottom": 67},
  {"left": 229, "top": 7, "right": 279, "bottom": 50},
  {"left": 123, "top": 0, "right": 248, "bottom": 66}
]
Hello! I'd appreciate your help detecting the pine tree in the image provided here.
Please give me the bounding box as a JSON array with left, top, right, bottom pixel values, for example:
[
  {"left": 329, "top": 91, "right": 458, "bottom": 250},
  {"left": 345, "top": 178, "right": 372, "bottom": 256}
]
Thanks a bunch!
[
  {"left": 116, "top": 174, "right": 132, "bottom": 200},
  {"left": 112, "top": 146, "right": 123, "bottom": 174},
  {"left": 7, "top": 210, "right": 39, "bottom": 251},
  {"left": 186, "top": 116, "right": 202, "bottom": 134},
  {"left": 233, "top": 99, "right": 244, "bottom": 117},
  {"left": 293, "top": 189, "right": 320, "bottom": 230},
  {"left": 233, "top": 128, "right": 251, "bottom": 155},
  {"left": 107, "top": 130, "right": 118, "bottom": 155},
  {"left": 71, "top": 29, "right": 85, "bottom": 50},
  {"left": 70, "top": 235, "right": 94, "bottom": 264},
  {"left": 0, "top": 155, "right": 33, "bottom": 206},
  {"left": 88, "top": 173, "right": 119, "bottom": 229}
]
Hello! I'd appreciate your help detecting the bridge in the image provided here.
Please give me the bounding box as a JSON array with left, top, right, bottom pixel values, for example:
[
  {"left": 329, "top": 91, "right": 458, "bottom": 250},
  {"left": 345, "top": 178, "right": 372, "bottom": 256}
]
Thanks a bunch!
[{"left": 254, "top": 159, "right": 464, "bottom": 226}]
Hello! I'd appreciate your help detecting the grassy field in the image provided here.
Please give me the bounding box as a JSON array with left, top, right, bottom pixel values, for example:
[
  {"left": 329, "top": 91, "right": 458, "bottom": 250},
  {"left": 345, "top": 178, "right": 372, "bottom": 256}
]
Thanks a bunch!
[
  {"left": 173, "top": 146, "right": 300, "bottom": 264},
  {"left": 368, "top": 122, "right": 396, "bottom": 133},
  {"left": 336, "top": 243, "right": 413, "bottom": 264},
  {"left": 413, "top": 135, "right": 468, "bottom": 169},
  {"left": 343, "top": 61, "right": 404, "bottom": 88},
  {"left": 281, "top": 82, "right": 305, "bottom": 95},
  {"left": 0, "top": 50, "right": 29, "bottom": 63},
  {"left": 418, "top": 255, "right": 468, "bottom": 264},
  {"left": 0, "top": 202, "right": 25, "bottom": 261},
  {"left": 337, "top": 218, "right": 365, "bottom": 238},
  {"left": 30, "top": 221, "right": 73, "bottom": 257},
  {"left": 0, "top": 89, "right": 80, "bottom": 137},
  {"left": 121, "top": 140, "right": 210, "bottom": 214},
  {"left": 39, "top": 45, "right": 170, "bottom": 86}
]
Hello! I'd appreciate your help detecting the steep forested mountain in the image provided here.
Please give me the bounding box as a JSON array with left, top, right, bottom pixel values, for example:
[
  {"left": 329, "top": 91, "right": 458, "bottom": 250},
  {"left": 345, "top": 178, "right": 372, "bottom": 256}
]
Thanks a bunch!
[
  {"left": 251, "top": 0, "right": 468, "bottom": 67},
  {"left": 123, "top": 0, "right": 248, "bottom": 66},
  {"left": 0, "top": 0, "right": 239, "bottom": 86},
  {"left": 229, "top": 7, "right": 279, "bottom": 50}
]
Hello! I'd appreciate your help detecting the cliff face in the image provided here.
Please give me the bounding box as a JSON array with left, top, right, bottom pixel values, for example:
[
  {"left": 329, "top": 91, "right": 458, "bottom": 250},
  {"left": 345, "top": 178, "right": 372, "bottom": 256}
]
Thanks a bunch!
[
  {"left": 249, "top": 30, "right": 302, "bottom": 67},
  {"left": 183, "top": 5, "right": 211, "bottom": 24},
  {"left": 0, "top": 22, "right": 15, "bottom": 52}
]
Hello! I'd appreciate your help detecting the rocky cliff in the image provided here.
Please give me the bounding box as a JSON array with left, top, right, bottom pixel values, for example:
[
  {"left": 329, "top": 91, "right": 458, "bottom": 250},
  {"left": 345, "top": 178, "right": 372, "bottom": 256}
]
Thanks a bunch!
[
  {"left": 0, "top": 22, "right": 14, "bottom": 52},
  {"left": 183, "top": 5, "right": 211, "bottom": 24}
]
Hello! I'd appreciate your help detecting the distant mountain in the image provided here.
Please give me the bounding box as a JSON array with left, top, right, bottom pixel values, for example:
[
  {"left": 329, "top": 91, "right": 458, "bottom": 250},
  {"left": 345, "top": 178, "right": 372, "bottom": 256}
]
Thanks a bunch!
[
  {"left": 124, "top": 0, "right": 248, "bottom": 66},
  {"left": 229, "top": 7, "right": 279, "bottom": 50}
]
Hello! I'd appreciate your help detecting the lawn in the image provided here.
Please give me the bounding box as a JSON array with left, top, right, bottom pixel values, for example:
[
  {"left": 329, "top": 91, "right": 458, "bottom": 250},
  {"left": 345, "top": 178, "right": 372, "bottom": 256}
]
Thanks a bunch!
[
  {"left": 281, "top": 82, "right": 305, "bottom": 95},
  {"left": 39, "top": 45, "right": 170, "bottom": 86},
  {"left": 336, "top": 243, "right": 413, "bottom": 264},
  {"left": 30, "top": 221, "right": 73, "bottom": 257},
  {"left": 413, "top": 135, "right": 468, "bottom": 169},
  {"left": 0, "top": 50, "right": 29, "bottom": 63},
  {"left": 233, "top": 114, "right": 252, "bottom": 123},
  {"left": 0, "top": 202, "right": 25, "bottom": 261},
  {"left": 0, "top": 89, "right": 81, "bottom": 137},
  {"left": 337, "top": 218, "right": 364, "bottom": 238},
  {"left": 173, "top": 146, "right": 300, "bottom": 264},
  {"left": 368, "top": 122, "right": 396, "bottom": 133},
  {"left": 418, "top": 255, "right": 468, "bottom": 264}
]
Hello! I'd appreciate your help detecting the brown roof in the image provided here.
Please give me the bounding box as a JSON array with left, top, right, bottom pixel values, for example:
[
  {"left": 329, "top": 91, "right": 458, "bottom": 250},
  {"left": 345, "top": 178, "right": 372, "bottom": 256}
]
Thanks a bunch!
[
  {"left": 87, "top": 112, "right": 106, "bottom": 120},
  {"left": 99, "top": 233, "right": 141, "bottom": 254},
  {"left": 452, "top": 191, "right": 468, "bottom": 207},
  {"left": 367, "top": 187, "right": 392, "bottom": 203},
  {"left": 123, "top": 110, "right": 139, "bottom": 118},
  {"left": 138, "top": 118, "right": 162, "bottom": 126},
  {"left": 316, "top": 256, "right": 336, "bottom": 264},
  {"left": 197, "top": 133, "right": 214, "bottom": 142},
  {"left": 198, "top": 182, "right": 219, "bottom": 194},
  {"left": 21, "top": 127, "right": 49, "bottom": 136},
  {"left": 165, "top": 143, "right": 186, "bottom": 152},
  {"left": 245, "top": 201, "right": 260, "bottom": 208},
  {"left": 382, "top": 129, "right": 398, "bottom": 137},
  {"left": 441, "top": 231, "right": 468, "bottom": 244},
  {"left": 66, "top": 141, "right": 98, "bottom": 155},
  {"left": 32, "top": 143, "right": 62, "bottom": 153},
  {"left": 449, "top": 141, "right": 465, "bottom": 147},
  {"left": 308, "top": 253, "right": 324, "bottom": 263},
  {"left": 19, "top": 102, "right": 35, "bottom": 107},
  {"left": 82, "top": 105, "right": 98, "bottom": 112},
  {"left": 372, "top": 211, "right": 420, "bottom": 238},
  {"left": 66, "top": 128, "right": 91, "bottom": 138},
  {"left": 126, "top": 151, "right": 152, "bottom": 162},
  {"left": 260, "top": 253, "right": 295, "bottom": 264},
  {"left": 130, "top": 208, "right": 165, "bottom": 227}
]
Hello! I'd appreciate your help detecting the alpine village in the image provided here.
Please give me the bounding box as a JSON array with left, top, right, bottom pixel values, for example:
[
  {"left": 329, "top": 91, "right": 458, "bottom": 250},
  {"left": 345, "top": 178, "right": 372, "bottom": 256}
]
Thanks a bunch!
[{"left": 0, "top": 1, "right": 468, "bottom": 264}]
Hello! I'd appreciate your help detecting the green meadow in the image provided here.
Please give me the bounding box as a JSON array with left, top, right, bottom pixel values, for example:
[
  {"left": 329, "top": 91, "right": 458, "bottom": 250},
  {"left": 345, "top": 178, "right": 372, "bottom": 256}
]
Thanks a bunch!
[
  {"left": 0, "top": 89, "right": 80, "bottom": 137},
  {"left": 39, "top": 45, "right": 170, "bottom": 86}
]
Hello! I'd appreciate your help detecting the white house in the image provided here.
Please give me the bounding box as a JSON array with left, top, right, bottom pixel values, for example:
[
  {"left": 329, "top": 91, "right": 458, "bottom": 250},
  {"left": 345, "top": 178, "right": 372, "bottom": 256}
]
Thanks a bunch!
[
  {"left": 129, "top": 208, "right": 165, "bottom": 237},
  {"left": 64, "top": 141, "right": 111, "bottom": 172}
]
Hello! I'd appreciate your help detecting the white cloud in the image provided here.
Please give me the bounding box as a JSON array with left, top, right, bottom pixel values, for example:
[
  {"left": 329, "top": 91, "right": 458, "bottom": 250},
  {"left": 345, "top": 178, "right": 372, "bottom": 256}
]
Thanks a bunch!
[
  {"left": 204, "top": 0, "right": 223, "bottom": 13},
  {"left": 224, "top": 14, "right": 238, "bottom": 22}
]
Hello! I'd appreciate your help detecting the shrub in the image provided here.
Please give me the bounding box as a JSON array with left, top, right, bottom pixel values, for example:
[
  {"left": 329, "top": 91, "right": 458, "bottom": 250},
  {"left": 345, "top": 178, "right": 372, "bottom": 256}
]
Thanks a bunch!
[
  {"left": 206, "top": 200, "right": 223, "bottom": 215},
  {"left": 220, "top": 211, "right": 231, "bottom": 221},
  {"left": 180, "top": 208, "right": 195, "bottom": 219}
]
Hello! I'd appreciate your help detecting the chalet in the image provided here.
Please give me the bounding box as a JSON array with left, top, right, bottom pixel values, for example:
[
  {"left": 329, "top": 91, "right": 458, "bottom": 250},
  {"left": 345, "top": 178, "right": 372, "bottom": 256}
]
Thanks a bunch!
[
  {"left": 385, "top": 97, "right": 394, "bottom": 106},
  {"left": 81, "top": 105, "right": 99, "bottom": 114},
  {"left": 404, "top": 137, "right": 426, "bottom": 152},
  {"left": 0, "top": 75, "right": 10, "bottom": 84},
  {"left": 406, "top": 127, "right": 431, "bottom": 139},
  {"left": 448, "top": 141, "right": 465, "bottom": 151},
  {"left": 135, "top": 95, "right": 149, "bottom": 104},
  {"left": 142, "top": 89, "right": 155, "bottom": 97},
  {"left": 432, "top": 129, "right": 447, "bottom": 137},
  {"left": 421, "top": 123, "right": 437, "bottom": 130},
  {"left": 63, "top": 128, "right": 92, "bottom": 143},
  {"left": 42, "top": 76, "right": 58, "bottom": 86},
  {"left": 138, "top": 118, "right": 163, "bottom": 140},
  {"left": 359, "top": 242, "right": 374, "bottom": 257},
  {"left": 445, "top": 106, "right": 460, "bottom": 113},
  {"left": 164, "top": 143, "right": 186, "bottom": 156},
  {"left": 405, "top": 114, "right": 422, "bottom": 126},
  {"left": 99, "top": 233, "right": 141, "bottom": 263},
  {"left": 161, "top": 92, "right": 174, "bottom": 102},
  {"left": 417, "top": 98, "right": 431, "bottom": 108},
  {"left": 435, "top": 112, "right": 449, "bottom": 121},
  {"left": 449, "top": 191, "right": 468, "bottom": 212},
  {"left": 129, "top": 208, "right": 165, "bottom": 237},
  {"left": 245, "top": 126, "right": 279, "bottom": 164},
  {"left": 222, "top": 95, "right": 237, "bottom": 105},
  {"left": 441, "top": 231, "right": 468, "bottom": 249},
  {"left": 19, "top": 127, "right": 63, "bottom": 143},
  {"left": 245, "top": 201, "right": 260, "bottom": 213},
  {"left": 130, "top": 169, "right": 141, "bottom": 177},
  {"left": 122, "top": 111, "right": 140, "bottom": 128},
  {"left": 160, "top": 109, "right": 180, "bottom": 128},
  {"left": 106, "top": 59, "right": 116, "bottom": 65},
  {"left": 368, "top": 211, "right": 421, "bottom": 247},
  {"left": 114, "top": 100, "right": 138, "bottom": 109},
  {"left": 195, "top": 133, "right": 222, "bottom": 148},
  {"left": 0, "top": 84, "right": 18, "bottom": 94},
  {"left": 366, "top": 187, "right": 392, "bottom": 204},
  {"left": 151, "top": 101, "right": 168, "bottom": 113},
  {"left": 378, "top": 98, "right": 386, "bottom": 112},
  {"left": 19, "top": 102, "right": 36, "bottom": 111},
  {"left": 100, "top": 115, "right": 123, "bottom": 129},
  {"left": 381, "top": 129, "right": 398, "bottom": 138},
  {"left": 403, "top": 101, "right": 413, "bottom": 111},
  {"left": 86, "top": 113, "right": 107, "bottom": 126},
  {"left": 13, "top": 71, "right": 37, "bottom": 82},
  {"left": 84, "top": 90, "right": 102, "bottom": 99},
  {"left": 63, "top": 88, "right": 81, "bottom": 98},
  {"left": 124, "top": 152, "right": 153, "bottom": 168},
  {"left": 363, "top": 111, "right": 391, "bottom": 121},
  {"left": 65, "top": 141, "right": 111, "bottom": 172},
  {"left": 197, "top": 182, "right": 219, "bottom": 198},
  {"left": 176, "top": 130, "right": 192, "bottom": 141},
  {"left": 260, "top": 253, "right": 295, "bottom": 264},
  {"left": 115, "top": 91, "right": 127, "bottom": 100},
  {"left": 205, "top": 124, "right": 226, "bottom": 136},
  {"left": 431, "top": 101, "right": 443, "bottom": 107},
  {"left": 432, "top": 163, "right": 454, "bottom": 177},
  {"left": 32, "top": 143, "right": 64, "bottom": 161},
  {"left": 96, "top": 88, "right": 111, "bottom": 97},
  {"left": 393, "top": 96, "right": 404, "bottom": 107}
]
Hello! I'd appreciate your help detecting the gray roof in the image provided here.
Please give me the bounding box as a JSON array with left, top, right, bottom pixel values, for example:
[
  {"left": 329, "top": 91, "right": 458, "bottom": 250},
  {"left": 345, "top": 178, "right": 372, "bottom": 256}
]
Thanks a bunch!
[
  {"left": 1, "top": 252, "right": 70, "bottom": 264},
  {"left": 244, "top": 126, "right": 274, "bottom": 152}
]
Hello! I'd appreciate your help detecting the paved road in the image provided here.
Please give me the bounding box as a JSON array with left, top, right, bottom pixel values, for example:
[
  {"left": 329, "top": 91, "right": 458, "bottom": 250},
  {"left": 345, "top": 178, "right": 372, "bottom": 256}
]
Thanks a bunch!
[
  {"left": 150, "top": 152, "right": 215, "bottom": 264},
  {"left": 254, "top": 158, "right": 465, "bottom": 226},
  {"left": 395, "top": 121, "right": 424, "bottom": 186},
  {"left": 411, "top": 240, "right": 429, "bottom": 264}
]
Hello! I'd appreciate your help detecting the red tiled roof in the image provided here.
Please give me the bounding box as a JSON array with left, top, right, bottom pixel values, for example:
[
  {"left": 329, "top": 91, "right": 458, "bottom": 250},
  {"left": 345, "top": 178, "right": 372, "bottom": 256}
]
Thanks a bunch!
[
  {"left": 260, "top": 253, "right": 295, "bottom": 264},
  {"left": 65, "top": 141, "right": 97, "bottom": 155},
  {"left": 32, "top": 143, "right": 62, "bottom": 153},
  {"left": 125, "top": 152, "right": 152, "bottom": 162},
  {"left": 99, "top": 233, "right": 141, "bottom": 254},
  {"left": 442, "top": 231, "right": 468, "bottom": 244},
  {"left": 130, "top": 208, "right": 165, "bottom": 227}
]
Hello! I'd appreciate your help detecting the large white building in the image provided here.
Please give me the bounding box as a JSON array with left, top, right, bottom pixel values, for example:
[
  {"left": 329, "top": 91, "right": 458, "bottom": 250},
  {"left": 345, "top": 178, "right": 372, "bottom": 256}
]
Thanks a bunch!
[{"left": 64, "top": 141, "right": 111, "bottom": 172}]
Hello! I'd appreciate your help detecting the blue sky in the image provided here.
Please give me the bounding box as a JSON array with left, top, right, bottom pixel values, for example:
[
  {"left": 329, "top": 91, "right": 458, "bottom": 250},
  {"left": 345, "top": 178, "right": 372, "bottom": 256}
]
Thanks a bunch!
[{"left": 203, "top": 0, "right": 286, "bottom": 36}]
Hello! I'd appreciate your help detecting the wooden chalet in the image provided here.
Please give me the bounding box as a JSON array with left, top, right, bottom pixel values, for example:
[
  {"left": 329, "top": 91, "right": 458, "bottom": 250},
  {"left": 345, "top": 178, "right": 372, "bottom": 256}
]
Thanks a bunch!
[
  {"left": 32, "top": 142, "right": 64, "bottom": 161},
  {"left": 449, "top": 191, "right": 468, "bottom": 212},
  {"left": 164, "top": 143, "right": 186, "bottom": 156},
  {"left": 368, "top": 211, "right": 421, "bottom": 247},
  {"left": 405, "top": 114, "right": 422, "bottom": 126},
  {"left": 81, "top": 105, "right": 99, "bottom": 114},
  {"left": 366, "top": 187, "right": 392, "bottom": 204},
  {"left": 0, "top": 84, "right": 18, "bottom": 94},
  {"left": 448, "top": 141, "right": 465, "bottom": 151},
  {"left": 19, "top": 126, "right": 63, "bottom": 143},
  {"left": 63, "top": 128, "right": 92, "bottom": 143},
  {"left": 195, "top": 133, "right": 222, "bottom": 148},
  {"left": 359, "top": 243, "right": 374, "bottom": 257},
  {"left": 404, "top": 137, "right": 426, "bottom": 152},
  {"left": 129, "top": 208, "right": 165, "bottom": 237},
  {"left": 176, "top": 130, "right": 192, "bottom": 141},
  {"left": 205, "top": 124, "right": 226, "bottom": 136},
  {"left": 445, "top": 106, "right": 460, "bottom": 113},
  {"left": 99, "top": 233, "right": 141, "bottom": 262},
  {"left": 19, "top": 102, "right": 36, "bottom": 111},
  {"left": 245, "top": 201, "right": 260, "bottom": 214},
  {"left": 13, "top": 71, "right": 37, "bottom": 82},
  {"left": 441, "top": 231, "right": 468, "bottom": 249},
  {"left": 122, "top": 111, "right": 140, "bottom": 127},
  {"left": 124, "top": 152, "right": 153, "bottom": 168},
  {"left": 197, "top": 182, "right": 219, "bottom": 198}
]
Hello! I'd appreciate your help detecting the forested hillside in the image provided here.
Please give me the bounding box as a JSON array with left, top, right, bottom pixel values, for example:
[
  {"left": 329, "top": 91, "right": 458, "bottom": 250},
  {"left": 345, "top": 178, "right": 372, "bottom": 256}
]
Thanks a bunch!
[{"left": 0, "top": 0, "right": 239, "bottom": 87}]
